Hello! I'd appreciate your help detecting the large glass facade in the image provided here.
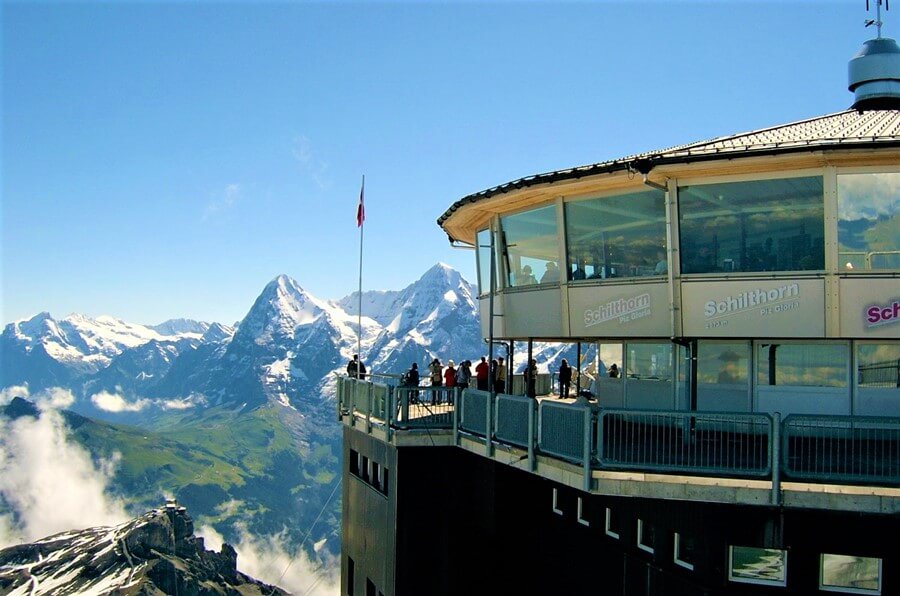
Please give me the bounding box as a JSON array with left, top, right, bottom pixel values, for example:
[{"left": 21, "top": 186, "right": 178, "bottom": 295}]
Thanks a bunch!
[
  {"left": 838, "top": 172, "right": 900, "bottom": 270},
  {"left": 500, "top": 205, "right": 560, "bottom": 287},
  {"left": 627, "top": 343, "right": 673, "bottom": 380},
  {"left": 698, "top": 341, "right": 750, "bottom": 385},
  {"left": 565, "top": 189, "right": 666, "bottom": 281},
  {"left": 757, "top": 343, "right": 848, "bottom": 387},
  {"left": 679, "top": 177, "right": 824, "bottom": 274}
]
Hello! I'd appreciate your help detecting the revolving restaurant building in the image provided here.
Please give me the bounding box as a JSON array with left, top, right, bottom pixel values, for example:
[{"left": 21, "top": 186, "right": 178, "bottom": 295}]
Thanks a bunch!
[{"left": 339, "top": 33, "right": 900, "bottom": 596}]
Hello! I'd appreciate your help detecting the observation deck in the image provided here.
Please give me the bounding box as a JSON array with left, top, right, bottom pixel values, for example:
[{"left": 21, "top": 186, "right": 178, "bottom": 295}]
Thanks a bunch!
[{"left": 338, "top": 376, "right": 900, "bottom": 514}]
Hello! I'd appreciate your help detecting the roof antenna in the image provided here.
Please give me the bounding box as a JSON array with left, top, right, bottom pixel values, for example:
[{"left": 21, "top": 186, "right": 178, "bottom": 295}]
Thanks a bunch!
[
  {"left": 865, "top": 0, "right": 890, "bottom": 38},
  {"left": 849, "top": 0, "right": 900, "bottom": 109}
]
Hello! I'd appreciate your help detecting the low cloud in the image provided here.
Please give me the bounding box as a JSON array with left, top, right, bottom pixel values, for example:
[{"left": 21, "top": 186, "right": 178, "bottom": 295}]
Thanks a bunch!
[
  {"left": 0, "top": 384, "right": 30, "bottom": 406},
  {"left": 1, "top": 385, "right": 75, "bottom": 410},
  {"left": 91, "top": 391, "right": 150, "bottom": 412},
  {"left": 198, "top": 524, "right": 338, "bottom": 595},
  {"left": 0, "top": 407, "right": 129, "bottom": 548},
  {"left": 292, "top": 135, "right": 330, "bottom": 189}
]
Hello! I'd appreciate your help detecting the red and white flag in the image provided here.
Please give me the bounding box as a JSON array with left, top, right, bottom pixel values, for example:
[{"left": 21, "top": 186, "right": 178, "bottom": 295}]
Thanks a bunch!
[{"left": 356, "top": 177, "right": 365, "bottom": 228}]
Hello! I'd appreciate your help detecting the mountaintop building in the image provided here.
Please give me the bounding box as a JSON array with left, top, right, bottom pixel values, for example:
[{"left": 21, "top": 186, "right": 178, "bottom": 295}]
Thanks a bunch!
[{"left": 339, "top": 8, "right": 899, "bottom": 595}]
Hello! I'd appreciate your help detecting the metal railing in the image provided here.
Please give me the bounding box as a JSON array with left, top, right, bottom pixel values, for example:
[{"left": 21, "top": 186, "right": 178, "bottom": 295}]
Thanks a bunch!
[
  {"left": 459, "top": 389, "right": 490, "bottom": 437},
  {"left": 782, "top": 414, "right": 900, "bottom": 485},
  {"left": 495, "top": 394, "right": 533, "bottom": 448},
  {"left": 598, "top": 410, "right": 773, "bottom": 478},
  {"left": 338, "top": 376, "right": 900, "bottom": 493}
]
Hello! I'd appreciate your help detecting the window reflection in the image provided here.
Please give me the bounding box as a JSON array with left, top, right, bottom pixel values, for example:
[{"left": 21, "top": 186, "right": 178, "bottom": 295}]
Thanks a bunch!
[
  {"left": 857, "top": 343, "right": 900, "bottom": 389},
  {"left": 838, "top": 172, "right": 900, "bottom": 271},
  {"left": 820, "top": 554, "right": 881, "bottom": 593},
  {"left": 698, "top": 342, "right": 750, "bottom": 385},
  {"left": 729, "top": 546, "right": 787, "bottom": 586},
  {"left": 500, "top": 205, "right": 560, "bottom": 288},
  {"left": 757, "top": 343, "right": 848, "bottom": 387},
  {"left": 627, "top": 343, "right": 672, "bottom": 380},
  {"left": 679, "top": 177, "right": 824, "bottom": 274},
  {"left": 476, "top": 228, "right": 498, "bottom": 295},
  {"left": 565, "top": 189, "right": 666, "bottom": 281}
]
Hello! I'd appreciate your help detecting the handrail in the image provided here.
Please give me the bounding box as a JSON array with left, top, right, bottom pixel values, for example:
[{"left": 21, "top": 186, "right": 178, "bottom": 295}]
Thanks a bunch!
[{"left": 338, "top": 376, "right": 900, "bottom": 492}]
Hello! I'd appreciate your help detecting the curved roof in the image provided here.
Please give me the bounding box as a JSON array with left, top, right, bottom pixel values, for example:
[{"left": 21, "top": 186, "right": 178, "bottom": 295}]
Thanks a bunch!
[{"left": 437, "top": 109, "right": 900, "bottom": 234}]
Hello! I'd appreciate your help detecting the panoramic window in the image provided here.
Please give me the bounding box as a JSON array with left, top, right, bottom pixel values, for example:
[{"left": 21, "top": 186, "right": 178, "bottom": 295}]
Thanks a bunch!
[
  {"left": 598, "top": 342, "right": 624, "bottom": 379},
  {"left": 838, "top": 172, "right": 900, "bottom": 271},
  {"left": 757, "top": 343, "right": 848, "bottom": 387},
  {"left": 500, "top": 205, "right": 560, "bottom": 288},
  {"left": 729, "top": 546, "right": 788, "bottom": 586},
  {"left": 476, "top": 228, "right": 498, "bottom": 295},
  {"left": 820, "top": 553, "right": 882, "bottom": 594},
  {"left": 627, "top": 343, "right": 673, "bottom": 381},
  {"left": 697, "top": 342, "right": 750, "bottom": 385},
  {"left": 565, "top": 189, "right": 667, "bottom": 281},
  {"left": 857, "top": 343, "right": 900, "bottom": 389},
  {"left": 674, "top": 533, "right": 695, "bottom": 571},
  {"left": 679, "top": 177, "right": 824, "bottom": 274}
]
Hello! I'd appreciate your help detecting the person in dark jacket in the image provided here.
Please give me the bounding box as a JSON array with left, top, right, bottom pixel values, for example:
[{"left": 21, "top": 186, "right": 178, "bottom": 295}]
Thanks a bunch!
[
  {"left": 405, "top": 362, "right": 420, "bottom": 404},
  {"left": 558, "top": 359, "right": 572, "bottom": 398},
  {"left": 525, "top": 359, "right": 538, "bottom": 398}
]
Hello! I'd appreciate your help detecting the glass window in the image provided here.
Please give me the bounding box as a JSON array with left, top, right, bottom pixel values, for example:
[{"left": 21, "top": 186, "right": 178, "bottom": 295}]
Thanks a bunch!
[
  {"left": 598, "top": 342, "right": 624, "bottom": 379},
  {"left": 627, "top": 343, "right": 673, "bottom": 381},
  {"left": 838, "top": 172, "right": 900, "bottom": 271},
  {"left": 679, "top": 177, "right": 824, "bottom": 274},
  {"left": 729, "top": 546, "right": 787, "bottom": 586},
  {"left": 500, "top": 205, "right": 560, "bottom": 287},
  {"left": 857, "top": 343, "right": 900, "bottom": 389},
  {"left": 820, "top": 554, "right": 882, "bottom": 594},
  {"left": 674, "top": 533, "right": 695, "bottom": 571},
  {"left": 757, "top": 343, "right": 848, "bottom": 387},
  {"left": 698, "top": 342, "right": 750, "bottom": 385},
  {"left": 565, "top": 189, "right": 666, "bottom": 281},
  {"left": 476, "top": 228, "right": 498, "bottom": 295}
]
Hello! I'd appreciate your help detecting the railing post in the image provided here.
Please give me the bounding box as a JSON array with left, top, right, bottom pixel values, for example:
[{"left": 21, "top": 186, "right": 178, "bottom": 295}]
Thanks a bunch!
[
  {"left": 486, "top": 390, "right": 493, "bottom": 458},
  {"left": 771, "top": 411, "right": 782, "bottom": 505},
  {"left": 336, "top": 377, "right": 342, "bottom": 421},
  {"left": 527, "top": 399, "right": 536, "bottom": 471},
  {"left": 366, "top": 381, "right": 373, "bottom": 434},
  {"left": 386, "top": 386, "right": 394, "bottom": 442},
  {"left": 400, "top": 387, "right": 410, "bottom": 424},
  {"left": 596, "top": 410, "right": 604, "bottom": 469},
  {"left": 583, "top": 407, "right": 592, "bottom": 492},
  {"left": 452, "top": 387, "right": 459, "bottom": 446}
]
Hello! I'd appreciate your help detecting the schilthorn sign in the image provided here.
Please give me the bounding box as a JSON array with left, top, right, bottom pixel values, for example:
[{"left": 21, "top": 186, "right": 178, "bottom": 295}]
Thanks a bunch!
[
  {"left": 704, "top": 283, "right": 801, "bottom": 318},
  {"left": 585, "top": 293, "right": 651, "bottom": 327},
  {"left": 866, "top": 299, "right": 900, "bottom": 328}
]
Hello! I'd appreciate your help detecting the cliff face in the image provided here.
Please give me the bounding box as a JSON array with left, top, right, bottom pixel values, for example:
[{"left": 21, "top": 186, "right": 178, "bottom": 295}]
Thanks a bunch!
[{"left": 0, "top": 503, "right": 288, "bottom": 595}]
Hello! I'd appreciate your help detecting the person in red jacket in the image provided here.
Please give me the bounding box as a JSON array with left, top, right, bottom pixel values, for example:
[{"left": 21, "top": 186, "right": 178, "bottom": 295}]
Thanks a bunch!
[
  {"left": 444, "top": 360, "right": 457, "bottom": 405},
  {"left": 475, "top": 356, "right": 490, "bottom": 391}
]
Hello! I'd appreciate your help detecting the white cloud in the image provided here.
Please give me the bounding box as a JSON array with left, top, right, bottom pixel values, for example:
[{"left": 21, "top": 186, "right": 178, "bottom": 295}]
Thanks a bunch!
[
  {"left": 0, "top": 409, "right": 129, "bottom": 549},
  {"left": 90, "top": 391, "right": 150, "bottom": 412},
  {"left": 0, "top": 384, "right": 30, "bottom": 406},
  {"left": 160, "top": 398, "right": 195, "bottom": 410},
  {"left": 203, "top": 183, "right": 242, "bottom": 220},
  {"left": 197, "top": 524, "right": 338, "bottom": 596},
  {"left": 292, "top": 135, "right": 330, "bottom": 189}
]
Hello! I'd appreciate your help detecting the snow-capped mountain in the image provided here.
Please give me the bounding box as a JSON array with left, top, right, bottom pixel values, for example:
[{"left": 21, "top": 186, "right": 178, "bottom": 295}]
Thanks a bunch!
[
  {"left": 0, "top": 264, "right": 482, "bottom": 423},
  {"left": 0, "top": 504, "right": 288, "bottom": 595}
]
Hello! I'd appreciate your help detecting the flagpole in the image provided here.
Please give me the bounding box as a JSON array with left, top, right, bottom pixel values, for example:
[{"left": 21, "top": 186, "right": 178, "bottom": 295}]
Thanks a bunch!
[{"left": 357, "top": 175, "right": 365, "bottom": 369}]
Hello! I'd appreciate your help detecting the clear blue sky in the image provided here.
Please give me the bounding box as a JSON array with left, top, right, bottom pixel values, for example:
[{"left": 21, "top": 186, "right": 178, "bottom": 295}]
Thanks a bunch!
[{"left": 2, "top": 1, "right": 872, "bottom": 325}]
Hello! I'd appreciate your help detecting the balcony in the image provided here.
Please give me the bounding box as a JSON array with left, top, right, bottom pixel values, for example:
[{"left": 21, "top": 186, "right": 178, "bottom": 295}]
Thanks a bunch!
[{"left": 337, "top": 376, "right": 900, "bottom": 513}]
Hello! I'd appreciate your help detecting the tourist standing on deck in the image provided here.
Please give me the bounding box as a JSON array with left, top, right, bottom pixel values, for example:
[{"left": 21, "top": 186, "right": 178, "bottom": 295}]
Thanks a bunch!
[
  {"left": 525, "top": 359, "right": 538, "bottom": 398},
  {"left": 444, "top": 360, "right": 457, "bottom": 405},
  {"left": 347, "top": 354, "right": 366, "bottom": 380},
  {"left": 429, "top": 358, "right": 443, "bottom": 405},
  {"left": 405, "top": 362, "right": 420, "bottom": 404},
  {"left": 558, "top": 359, "right": 572, "bottom": 398},
  {"left": 456, "top": 360, "right": 471, "bottom": 390},
  {"left": 475, "top": 357, "right": 490, "bottom": 391},
  {"left": 495, "top": 356, "right": 507, "bottom": 394}
]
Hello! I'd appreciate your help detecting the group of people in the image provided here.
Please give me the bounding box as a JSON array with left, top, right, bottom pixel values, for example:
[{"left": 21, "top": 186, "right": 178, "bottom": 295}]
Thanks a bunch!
[
  {"left": 515, "top": 261, "right": 561, "bottom": 286},
  {"left": 416, "top": 356, "right": 509, "bottom": 402}
]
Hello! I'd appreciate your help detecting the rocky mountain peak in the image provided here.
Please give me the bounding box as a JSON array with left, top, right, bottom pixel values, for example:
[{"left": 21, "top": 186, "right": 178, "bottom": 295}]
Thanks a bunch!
[{"left": 0, "top": 502, "right": 288, "bottom": 595}]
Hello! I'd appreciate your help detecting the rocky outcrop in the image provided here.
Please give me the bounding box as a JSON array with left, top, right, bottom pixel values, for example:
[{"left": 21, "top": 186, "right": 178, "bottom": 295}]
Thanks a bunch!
[{"left": 0, "top": 502, "right": 288, "bottom": 595}]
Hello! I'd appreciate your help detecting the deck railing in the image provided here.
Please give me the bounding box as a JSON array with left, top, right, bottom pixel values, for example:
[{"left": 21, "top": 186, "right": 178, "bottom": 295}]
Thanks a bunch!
[
  {"left": 598, "top": 410, "right": 773, "bottom": 478},
  {"left": 337, "top": 376, "right": 900, "bottom": 495},
  {"left": 782, "top": 414, "right": 900, "bottom": 485}
]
